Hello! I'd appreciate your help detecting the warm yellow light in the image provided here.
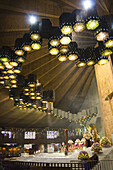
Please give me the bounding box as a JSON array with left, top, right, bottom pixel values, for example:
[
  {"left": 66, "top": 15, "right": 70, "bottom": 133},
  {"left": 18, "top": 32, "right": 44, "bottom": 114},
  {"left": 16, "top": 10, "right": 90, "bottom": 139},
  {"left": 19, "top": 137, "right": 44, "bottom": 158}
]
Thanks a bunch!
[
  {"left": 28, "top": 84, "right": 36, "bottom": 87},
  {"left": 23, "top": 45, "right": 32, "bottom": 52},
  {"left": 0, "top": 65, "right": 5, "bottom": 69},
  {"left": 11, "top": 84, "right": 17, "bottom": 88},
  {"left": 24, "top": 88, "right": 29, "bottom": 92},
  {"left": 68, "top": 54, "right": 78, "bottom": 61},
  {"left": 31, "top": 43, "right": 41, "bottom": 50},
  {"left": 14, "top": 69, "right": 21, "bottom": 74},
  {"left": 30, "top": 88, "right": 35, "bottom": 91},
  {"left": 4, "top": 75, "right": 9, "bottom": 79},
  {"left": 98, "top": 59, "right": 108, "bottom": 65},
  {"left": 96, "top": 32, "right": 109, "bottom": 41},
  {"left": 10, "top": 61, "right": 18, "bottom": 67},
  {"left": 60, "top": 36, "right": 71, "bottom": 45},
  {"left": 36, "top": 96, "right": 42, "bottom": 99},
  {"left": 73, "top": 23, "right": 85, "bottom": 32},
  {"left": 77, "top": 62, "right": 86, "bottom": 67},
  {"left": 36, "top": 92, "right": 40, "bottom": 95},
  {"left": 61, "top": 26, "right": 73, "bottom": 35},
  {"left": 5, "top": 85, "right": 10, "bottom": 89},
  {"left": 86, "top": 20, "right": 99, "bottom": 30},
  {"left": 5, "top": 64, "right": 13, "bottom": 69},
  {"left": 10, "top": 79, "right": 17, "bottom": 84},
  {"left": 60, "top": 46, "right": 69, "bottom": 53},
  {"left": 24, "top": 92, "right": 29, "bottom": 96},
  {"left": 38, "top": 106, "right": 42, "bottom": 109},
  {"left": 31, "top": 34, "right": 41, "bottom": 41},
  {"left": 50, "top": 39, "right": 60, "bottom": 47},
  {"left": 58, "top": 55, "right": 67, "bottom": 62},
  {"left": 105, "top": 39, "right": 113, "bottom": 48},
  {"left": 30, "top": 96, "right": 36, "bottom": 99},
  {"left": 0, "top": 81, "right": 4, "bottom": 84},
  {"left": 42, "top": 100, "right": 47, "bottom": 103},
  {"left": 7, "top": 69, "right": 14, "bottom": 74},
  {"left": 33, "top": 104, "right": 37, "bottom": 108},
  {"left": 87, "top": 60, "right": 95, "bottom": 66},
  {"left": 102, "top": 49, "right": 113, "bottom": 56},
  {"left": 2, "top": 70, "right": 7, "bottom": 74},
  {"left": 15, "top": 49, "right": 24, "bottom": 56},
  {"left": 30, "top": 92, "right": 35, "bottom": 95},
  {"left": 9, "top": 74, "right": 16, "bottom": 79},
  {"left": 9, "top": 97, "right": 13, "bottom": 100},
  {"left": 17, "top": 57, "right": 25, "bottom": 63},
  {"left": 49, "top": 48, "right": 59, "bottom": 55}
]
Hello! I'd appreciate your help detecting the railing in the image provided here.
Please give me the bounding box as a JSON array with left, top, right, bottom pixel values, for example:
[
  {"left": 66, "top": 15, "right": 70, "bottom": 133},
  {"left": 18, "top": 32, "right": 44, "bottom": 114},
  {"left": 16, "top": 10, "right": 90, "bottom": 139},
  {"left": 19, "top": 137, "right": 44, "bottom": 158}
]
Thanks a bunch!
[
  {"left": 92, "top": 160, "right": 113, "bottom": 170},
  {"left": 2, "top": 160, "right": 98, "bottom": 170}
]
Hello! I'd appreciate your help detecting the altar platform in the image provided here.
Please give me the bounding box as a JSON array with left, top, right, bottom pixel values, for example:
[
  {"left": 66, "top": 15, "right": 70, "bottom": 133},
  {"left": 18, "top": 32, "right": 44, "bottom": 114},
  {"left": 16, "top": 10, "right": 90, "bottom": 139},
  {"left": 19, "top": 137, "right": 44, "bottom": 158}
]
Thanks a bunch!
[{"left": 6, "top": 146, "right": 113, "bottom": 163}]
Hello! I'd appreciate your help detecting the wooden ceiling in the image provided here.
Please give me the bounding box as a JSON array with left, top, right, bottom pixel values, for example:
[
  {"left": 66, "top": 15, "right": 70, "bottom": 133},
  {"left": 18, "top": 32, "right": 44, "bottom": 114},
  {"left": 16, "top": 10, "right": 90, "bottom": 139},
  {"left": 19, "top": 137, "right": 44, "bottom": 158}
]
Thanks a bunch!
[{"left": 0, "top": 0, "right": 112, "bottom": 128}]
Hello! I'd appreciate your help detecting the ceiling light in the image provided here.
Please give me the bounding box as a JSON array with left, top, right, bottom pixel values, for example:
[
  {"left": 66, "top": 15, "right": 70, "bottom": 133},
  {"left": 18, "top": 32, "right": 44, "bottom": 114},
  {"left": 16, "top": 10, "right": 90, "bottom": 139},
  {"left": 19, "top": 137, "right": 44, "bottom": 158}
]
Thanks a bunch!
[
  {"left": 0, "top": 80, "right": 4, "bottom": 84},
  {"left": 73, "top": 23, "right": 85, "bottom": 32},
  {"left": 22, "top": 33, "right": 32, "bottom": 52},
  {"left": 49, "top": 47, "right": 59, "bottom": 55},
  {"left": 31, "top": 34, "right": 41, "bottom": 41},
  {"left": 24, "top": 92, "right": 29, "bottom": 96},
  {"left": 87, "top": 60, "right": 95, "bottom": 66},
  {"left": 96, "top": 32, "right": 109, "bottom": 41},
  {"left": 13, "top": 64, "right": 22, "bottom": 74},
  {"left": 0, "top": 46, "right": 12, "bottom": 63},
  {"left": 30, "top": 96, "right": 36, "bottom": 99},
  {"left": 77, "top": 61, "right": 86, "bottom": 67},
  {"left": 101, "top": 49, "right": 113, "bottom": 56},
  {"left": 9, "top": 74, "right": 17, "bottom": 79},
  {"left": 49, "top": 39, "right": 60, "bottom": 47},
  {"left": 60, "top": 34, "right": 72, "bottom": 45},
  {"left": 11, "top": 84, "right": 17, "bottom": 88},
  {"left": 10, "top": 79, "right": 17, "bottom": 84},
  {"left": 68, "top": 54, "right": 78, "bottom": 61},
  {"left": 105, "top": 38, "right": 113, "bottom": 48},
  {"left": 4, "top": 74, "right": 9, "bottom": 80},
  {"left": 83, "top": 0, "right": 92, "bottom": 10},
  {"left": 0, "top": 63, "right": 5, "bottom": 69},
  {"left": 86, "top": 19, "right": 99, "bottom": 30},
  {"left": 29, "top": 15, "right": 37, "bottom": 25},
  {"left": 31, "top": 41, "right": 42, "bottom": 50},
  {"left": 60, "top": 45, "right": 69, "bottom": 54},
  {"left": 7, "top": 69, "right": 14, "bottom": 74},
  {"left": 28, "top": 74, "right": 36, "bottom": 87},
  {"left": 98, "top": 56, "right": 108, "bottom": 65},
  {"left": 14, "top": 38, "right": 25, "bottom": 56},
  {"left": 61, "top": 26, "right": 73, "bottom": 35},
  {"left": 36, "top": 95, "right": 42, "bottom": 99},
  {"left": 58, "top": 54, "right": 67, "bottom": 62},
  {"left": 30, "top": 21, "right": 41, "bottom": 41}
]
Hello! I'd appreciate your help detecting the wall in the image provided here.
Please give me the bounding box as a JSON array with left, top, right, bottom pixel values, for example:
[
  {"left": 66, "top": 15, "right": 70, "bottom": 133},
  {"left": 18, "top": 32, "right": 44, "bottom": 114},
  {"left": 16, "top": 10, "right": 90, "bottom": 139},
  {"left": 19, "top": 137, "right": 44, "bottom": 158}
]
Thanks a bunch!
[{"left": 79, "top": 73, "right": 105, "bottom": 137}]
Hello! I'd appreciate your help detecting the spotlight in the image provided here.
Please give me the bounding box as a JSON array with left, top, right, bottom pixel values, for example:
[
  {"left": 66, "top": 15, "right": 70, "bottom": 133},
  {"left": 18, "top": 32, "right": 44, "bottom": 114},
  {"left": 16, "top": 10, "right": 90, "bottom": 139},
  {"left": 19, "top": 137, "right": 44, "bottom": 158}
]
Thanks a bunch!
[
  {"left": 5, "top": 63, "right": 13, "bottom": 69},
  {"left": 29, "top": 15, "right": 37, "bottom": 25},
  {"left": 30, "top": 95, "right": 36, "bottom": 99},
  {"left": 60, "top": 45, "right": 69, "bottom": 54},
  {"left": 4, "top": 74, "right": 9, "bottom": 80},
  {"left": 57, "top": 53, "right": 67, "bottom": 62},
  {"left": 22, "top": 33, "right": 32, "bottom": 52},
  {"left": 77, "top": 61, "right": 86, "bottom": 67},
  {"left": 105, "top": 38, "right": 113, "bottom": 48},
  {"left": 4, "top": 85, "right": 11, "bottom": 89},
  {"left": 16, "top": 52, "right": 27, "bottom": 63},
  {"left": 98, "top": 56, "right": 108, "bottom": 65},
  {"left": 7, "top": 69, "right": 14, "bottom": 74},
  {"left": 76, "top": 49, "right": 86, "bottom": 67},
  {"left": 36, "top": 95, "right": 42, "bottom": 99},
  {"left": 95, "top": 19, "right": 109, "bottom": 41},
  {"left": 27, "top": 74, "right": 36, "bottom": 87},
  {"left": 83, "top": 0, "right": 92, "bottom": 10},
  {"left": 9, "top": 74, "right": 17, "bottom": 79},
  {"left": 60, "top": 34, "right": 72, "bottom": 45},
  {"left": 86, "top": 19, "right": 99, "bottom": 30},
  {"left": 85, "top": 47, "right": 96, "bottom": 66},
  {"left": 10, "top": 79, "right": 17, "bottom": 84},
  {"left": 99, "top": 41, "right": 113, "bottom": 57},
  {"left": 73, "top": 23, "right": 85, "bottom": 32},
  {"left": 49, "top": 38, "right": 60, "bottom": 47},
  {"left": 0, "top": 46, "right": 12, "bottom": 62},
  {"left": 49, "top": 46, "right": 59, "bottom": 55},
  {"left": 11, "top": 84, "right": 17, "bottom": 88},
  {"left": 30, "top": 21, "right": 41, "bottom": 41},
  {"left": 13, "top": 63, "right": 22, "bottom": 74},
  {"left": 72, "top": 9, "right": 85, "bottom": 32},
  {"left": 68, "top": 42, "right": 78, "bottom": 61},
  {"left": 29, "top": 91, "right": 35, "bottom": 95},
  {"left": 31, "top": 39, "right": 42, "bottom": 50},
  {"left": 59, "top": 13, "right": 73, "bottom": 35},
  {"left": 14, "top": 38, "right": 25, "bottom": 56},
  {"left": 0, "top": 63, "right": 5, "bottom": 69},
  {"left": 24, "top": 92, "right": 29, "bottom": 96},
  {"left": 0, "top": 80, "right": 4, "bottom": 84}
]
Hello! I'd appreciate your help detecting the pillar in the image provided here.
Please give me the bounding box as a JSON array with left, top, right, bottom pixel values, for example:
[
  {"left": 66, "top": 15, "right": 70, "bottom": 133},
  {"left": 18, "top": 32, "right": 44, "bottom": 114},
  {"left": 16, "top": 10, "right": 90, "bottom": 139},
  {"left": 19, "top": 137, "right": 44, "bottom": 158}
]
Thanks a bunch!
[{"left": 95, "top": 57, "right": 113, "bottom": 140}]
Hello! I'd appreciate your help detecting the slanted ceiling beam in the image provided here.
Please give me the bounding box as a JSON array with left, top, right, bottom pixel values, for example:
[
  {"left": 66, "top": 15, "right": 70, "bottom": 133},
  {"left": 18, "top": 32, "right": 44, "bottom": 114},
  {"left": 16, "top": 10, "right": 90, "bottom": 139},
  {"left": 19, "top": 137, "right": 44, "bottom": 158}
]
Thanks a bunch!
[
  {"left": 60, "top": 0, "right": 81, "bottom": 9},
  {"left": 0, "top": 4, "right": 59, "bottom": 18}
]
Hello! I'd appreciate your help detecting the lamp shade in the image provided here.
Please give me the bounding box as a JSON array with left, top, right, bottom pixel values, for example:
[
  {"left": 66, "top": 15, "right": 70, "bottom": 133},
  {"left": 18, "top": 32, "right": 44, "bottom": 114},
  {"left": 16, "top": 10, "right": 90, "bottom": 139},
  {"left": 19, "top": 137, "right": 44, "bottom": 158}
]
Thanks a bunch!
[
  {"left": 14, "top": 38, "right": 25, "bottom": 56},
  {"left": 27, "top": 74, "right": 36, "bottom": 87},
  {"left": 22, "top": 33, "right": 32, "bottom": 52},
  {"left": 0, "top": 46, "right": 12, "bottom": 63}
]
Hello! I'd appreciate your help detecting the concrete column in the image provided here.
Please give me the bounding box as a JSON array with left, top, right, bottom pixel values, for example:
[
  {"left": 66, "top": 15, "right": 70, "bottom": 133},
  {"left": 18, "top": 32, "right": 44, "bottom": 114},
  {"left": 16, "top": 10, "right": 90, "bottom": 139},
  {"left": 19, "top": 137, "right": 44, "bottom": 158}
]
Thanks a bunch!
[{"left": 95, "top": 57, "right": 113, "bottom": 140}]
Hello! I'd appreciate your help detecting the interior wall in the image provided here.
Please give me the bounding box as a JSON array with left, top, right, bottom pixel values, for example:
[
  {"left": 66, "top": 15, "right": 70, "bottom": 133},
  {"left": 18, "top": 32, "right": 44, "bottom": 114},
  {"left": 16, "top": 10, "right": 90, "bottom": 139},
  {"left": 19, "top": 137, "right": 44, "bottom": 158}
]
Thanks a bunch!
[{"left": 79, "top": 73, "right": 105, "bottom": 137}]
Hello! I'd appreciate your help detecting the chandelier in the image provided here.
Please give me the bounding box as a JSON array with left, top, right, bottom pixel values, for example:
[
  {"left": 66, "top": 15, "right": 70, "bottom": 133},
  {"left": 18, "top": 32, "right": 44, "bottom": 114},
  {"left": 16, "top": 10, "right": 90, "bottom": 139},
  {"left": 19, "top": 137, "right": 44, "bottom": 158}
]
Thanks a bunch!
[
  {"left": 9, "top": 74, "right": 54, "bottom": 110},
  {"left": 0, "top": 2, "right": 113, "bottom": 90}
]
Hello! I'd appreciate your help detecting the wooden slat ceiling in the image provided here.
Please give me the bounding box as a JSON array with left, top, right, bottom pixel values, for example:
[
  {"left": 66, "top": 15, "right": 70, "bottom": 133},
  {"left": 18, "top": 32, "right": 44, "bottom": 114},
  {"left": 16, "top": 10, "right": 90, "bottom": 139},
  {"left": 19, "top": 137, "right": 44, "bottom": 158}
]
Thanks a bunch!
[{"left": 0, "top": 0, "right": 112, "bottom": 128}]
